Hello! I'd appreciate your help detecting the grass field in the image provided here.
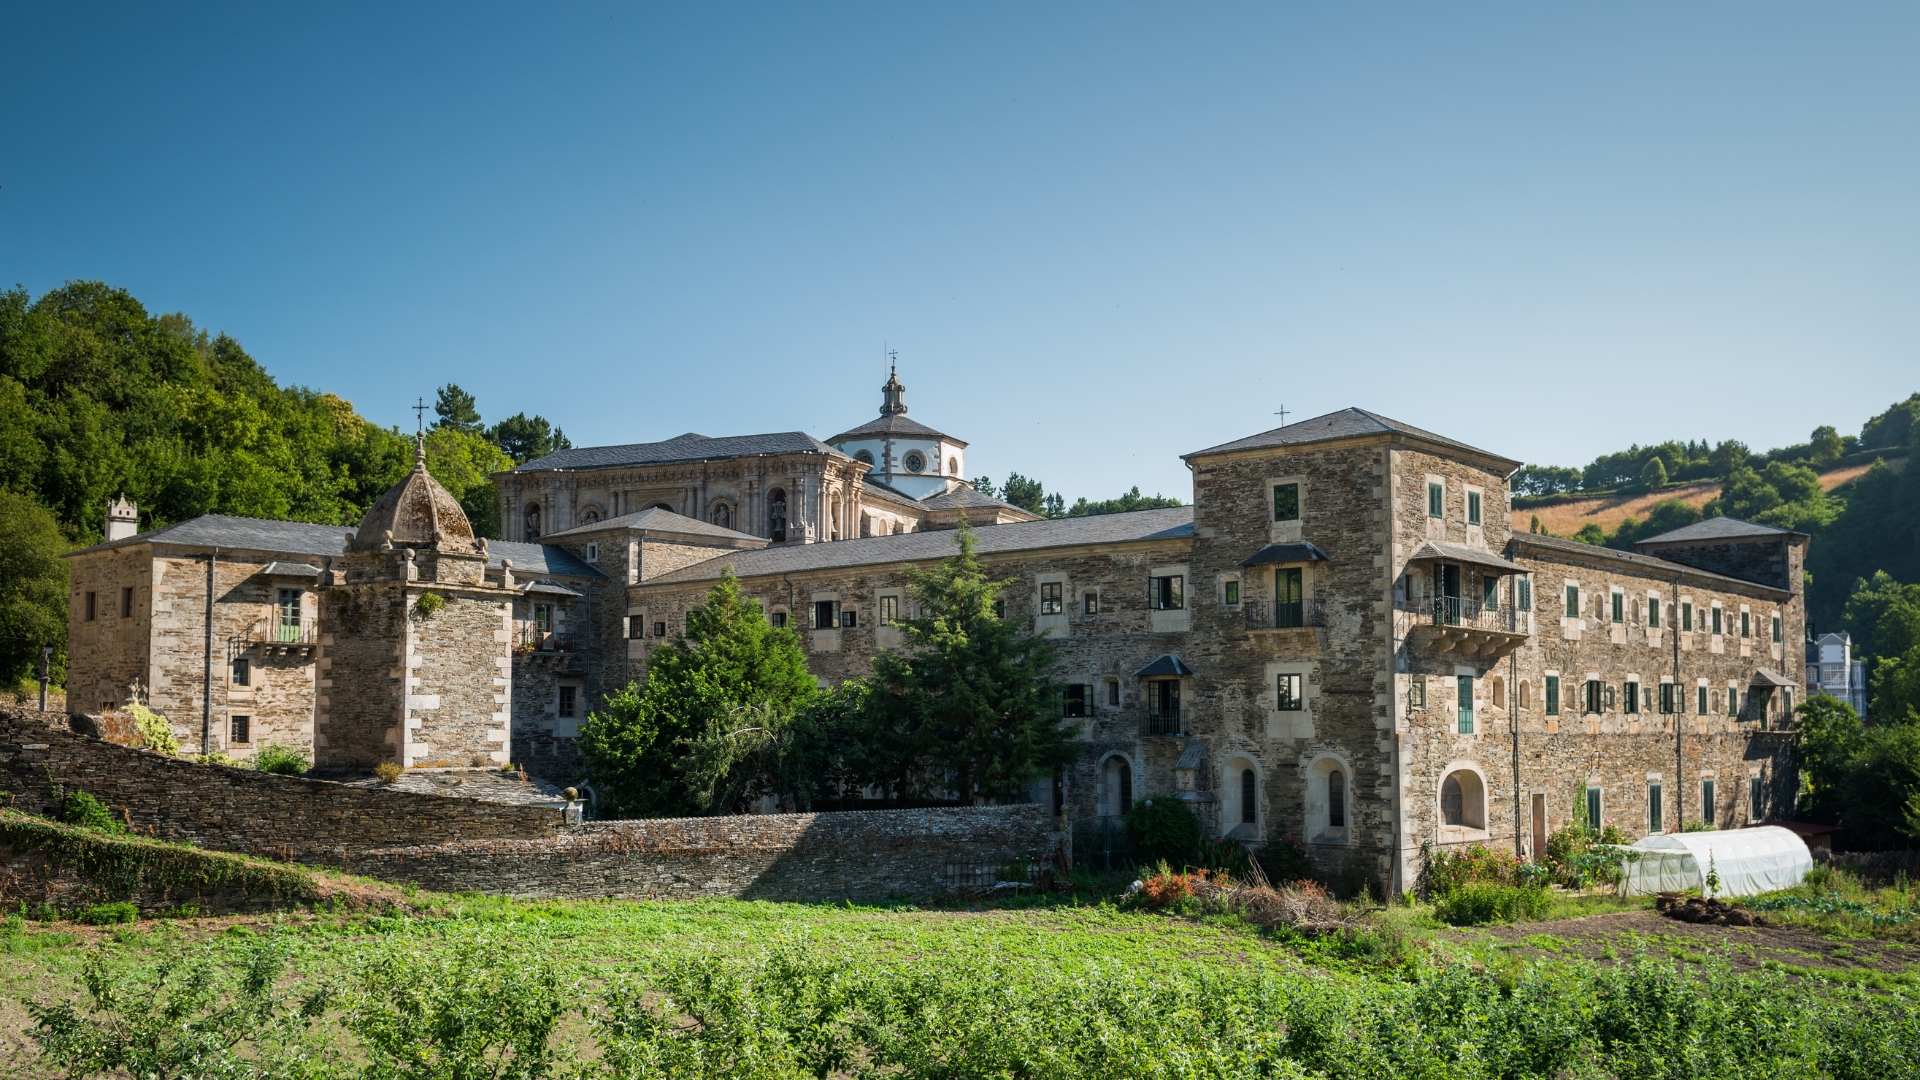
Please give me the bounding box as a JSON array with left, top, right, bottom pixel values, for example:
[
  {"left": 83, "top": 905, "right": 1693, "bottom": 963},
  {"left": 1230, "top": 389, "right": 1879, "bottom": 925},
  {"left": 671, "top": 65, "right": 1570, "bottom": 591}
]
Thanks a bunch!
[{"left": 4, "top": 881, "right": 1920, "bottom": 1079}]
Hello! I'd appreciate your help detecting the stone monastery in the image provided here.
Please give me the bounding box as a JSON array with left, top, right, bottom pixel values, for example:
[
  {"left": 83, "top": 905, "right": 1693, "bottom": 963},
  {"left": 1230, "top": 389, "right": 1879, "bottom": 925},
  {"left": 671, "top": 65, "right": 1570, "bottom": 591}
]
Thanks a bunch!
[{"left": 65, "top": 372, "right": 1807, "bottom": 895}]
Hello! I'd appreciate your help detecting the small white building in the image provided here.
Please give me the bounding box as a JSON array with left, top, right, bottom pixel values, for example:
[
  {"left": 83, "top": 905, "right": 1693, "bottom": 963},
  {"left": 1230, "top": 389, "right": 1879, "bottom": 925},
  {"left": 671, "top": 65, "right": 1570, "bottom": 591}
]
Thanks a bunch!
[
  {"left": 827, "top": 367, "right": 969, "bottom": 501},
  {"left": 1806, "top": 632, "right": 1868, "bottom": 719}
]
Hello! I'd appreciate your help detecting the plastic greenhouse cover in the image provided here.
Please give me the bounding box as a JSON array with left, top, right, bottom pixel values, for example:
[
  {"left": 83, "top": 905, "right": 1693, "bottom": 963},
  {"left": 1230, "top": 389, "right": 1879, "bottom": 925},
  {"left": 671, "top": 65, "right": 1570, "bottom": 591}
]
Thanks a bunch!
[{"left": 1620, "top": 825, "right": 1812, "bottom": 897}]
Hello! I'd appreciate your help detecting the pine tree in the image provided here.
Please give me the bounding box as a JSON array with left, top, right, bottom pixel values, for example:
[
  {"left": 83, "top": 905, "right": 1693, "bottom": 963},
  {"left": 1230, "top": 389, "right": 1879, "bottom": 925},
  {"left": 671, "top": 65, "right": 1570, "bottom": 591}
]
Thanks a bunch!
[{"left": 862, "top": 521, "right": 1080, "bottom": 803}]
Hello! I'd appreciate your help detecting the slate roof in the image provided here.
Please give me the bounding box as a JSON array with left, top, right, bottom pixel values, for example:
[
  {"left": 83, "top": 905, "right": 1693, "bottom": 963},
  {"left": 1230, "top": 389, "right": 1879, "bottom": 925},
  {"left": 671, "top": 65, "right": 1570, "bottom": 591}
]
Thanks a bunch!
[
  {"left": 257, "top": 561, "right": 323, "bottom": 578},
  {"left": 916, "top": 485, "right": 1032, "bottom": 514},
  {"left": 1240, "top": 541, "right": 1334, "bottom": 566},
  {"left": 1133, "top": 654, "right": 1196, "bottom": 677},
  {"left": 857, "top": 479, "right": 928, "bottom": 510},
  {"left": 510, "top": 431, "right": 845, "bottom": 473},
  {"left": 523, "top": 580, "right": 584, "bottom": 598},
  {"left": 542, "top": 507, "right": 763, "bottom": 544},
  {"left": 1409, "top": 540, "right": 1527, "bottom": 575},
  {"left": 490, "top": 540, "right": 603, "bottom": 579},
  {"left": 828, "top": 413, "right": 965, "bottom": 446},
  {"left": 1634, "top": 516, "right": 1801, "bottom": 546},
  {"left": 647, "top": 506, "right": 1195, "bottom": 585},
  {"left": 1506, "top": 533, "right": 1791, "bottom": 597},
  {"left": 67, "top": 516, "right": 358, "bottom": 559},
  {"left": 1184, "top": 408, "right": 1518, "bottom": 468}
]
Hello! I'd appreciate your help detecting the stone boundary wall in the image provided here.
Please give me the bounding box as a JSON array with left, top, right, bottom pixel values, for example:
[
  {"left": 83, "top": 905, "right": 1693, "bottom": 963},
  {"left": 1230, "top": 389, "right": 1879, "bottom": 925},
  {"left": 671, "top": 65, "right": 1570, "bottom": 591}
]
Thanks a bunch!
[
  {"left": 349, "top": 804, "right": 1060, "bottom": 902},
  {"left": 0, "top": 706, "right": 560, "bottom": 862}
]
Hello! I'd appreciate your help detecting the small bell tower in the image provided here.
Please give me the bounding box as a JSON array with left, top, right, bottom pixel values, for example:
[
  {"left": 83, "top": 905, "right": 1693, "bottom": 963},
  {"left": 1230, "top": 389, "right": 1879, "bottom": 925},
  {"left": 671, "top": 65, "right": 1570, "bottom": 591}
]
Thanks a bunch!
[{"left": 105, "top": 495, "right": 139, "bottom": 542}]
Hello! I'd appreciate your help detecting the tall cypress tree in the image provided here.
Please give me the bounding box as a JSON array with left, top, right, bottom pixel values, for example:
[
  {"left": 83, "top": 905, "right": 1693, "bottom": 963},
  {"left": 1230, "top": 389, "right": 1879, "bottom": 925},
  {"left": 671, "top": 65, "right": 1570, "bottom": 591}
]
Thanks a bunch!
[{"left": 864, "top": 520, "right": 1079, "bottom": 804}]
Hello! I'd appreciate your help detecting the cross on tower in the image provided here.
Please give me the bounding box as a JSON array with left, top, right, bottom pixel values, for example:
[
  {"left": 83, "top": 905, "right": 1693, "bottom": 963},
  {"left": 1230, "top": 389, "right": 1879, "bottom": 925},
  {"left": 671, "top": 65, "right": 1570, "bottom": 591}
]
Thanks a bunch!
[
  {"left": 1273, "top": 405, "right": 1290, "bottom": 426},
  {"left": 413, "top": 397, "right": 429, "bottom": 436}
]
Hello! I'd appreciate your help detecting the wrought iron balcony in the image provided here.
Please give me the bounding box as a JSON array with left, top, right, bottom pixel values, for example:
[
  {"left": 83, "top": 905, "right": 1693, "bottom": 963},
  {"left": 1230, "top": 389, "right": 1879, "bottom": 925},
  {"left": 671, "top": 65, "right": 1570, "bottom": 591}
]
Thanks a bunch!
[
  {"left": 1245, "top": 597, "right": 1326, "bottom": 631},
  {"left": 239, "top": 621, "right": 317, "bottom": 657},
  {"left": 1398, "top": 593, "right": 1531, "bottom": 660},
  {"left": 1143, "top": 707, "right": 1184, "bottom": 738}
]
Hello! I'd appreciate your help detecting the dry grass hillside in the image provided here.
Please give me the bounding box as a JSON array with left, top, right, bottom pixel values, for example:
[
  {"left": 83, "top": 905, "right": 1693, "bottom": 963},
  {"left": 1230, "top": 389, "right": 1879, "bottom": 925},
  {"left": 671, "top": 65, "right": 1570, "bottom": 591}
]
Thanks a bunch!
[{"left": 1517, "top": 459, "right": 1896, "bottom": 537}]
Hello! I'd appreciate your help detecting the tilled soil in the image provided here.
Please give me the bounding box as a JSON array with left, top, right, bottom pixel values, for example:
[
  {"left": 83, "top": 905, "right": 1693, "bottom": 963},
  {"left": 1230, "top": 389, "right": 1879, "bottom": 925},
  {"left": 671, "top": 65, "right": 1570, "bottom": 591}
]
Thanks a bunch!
[{"left": 1478, "top": 910, "right": 1920, "bottom": 974}]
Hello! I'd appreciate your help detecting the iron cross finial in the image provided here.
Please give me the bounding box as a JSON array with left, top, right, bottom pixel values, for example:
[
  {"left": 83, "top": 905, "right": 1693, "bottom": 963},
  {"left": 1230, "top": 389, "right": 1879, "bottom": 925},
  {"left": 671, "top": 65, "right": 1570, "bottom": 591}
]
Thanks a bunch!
[
  {"left": 1274, "top": 405, "right": 1290, "bottom": 426},
  {"left": 413, "top": 396, "right": 428, "bottom": 436}
]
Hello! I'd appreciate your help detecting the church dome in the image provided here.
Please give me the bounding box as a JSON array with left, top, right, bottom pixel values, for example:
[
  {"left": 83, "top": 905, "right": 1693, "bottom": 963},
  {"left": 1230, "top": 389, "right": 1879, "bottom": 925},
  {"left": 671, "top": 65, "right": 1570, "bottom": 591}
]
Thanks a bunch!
[{"left": 350, "top": 437, "right": 481, "bottom": 553}]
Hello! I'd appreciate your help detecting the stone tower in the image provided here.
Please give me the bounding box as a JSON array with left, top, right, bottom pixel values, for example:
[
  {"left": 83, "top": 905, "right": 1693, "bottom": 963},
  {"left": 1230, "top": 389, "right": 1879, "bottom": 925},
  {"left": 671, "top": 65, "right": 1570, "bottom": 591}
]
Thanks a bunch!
[{"left": 316, "top": 437, "right": 516, "bottom": 770}]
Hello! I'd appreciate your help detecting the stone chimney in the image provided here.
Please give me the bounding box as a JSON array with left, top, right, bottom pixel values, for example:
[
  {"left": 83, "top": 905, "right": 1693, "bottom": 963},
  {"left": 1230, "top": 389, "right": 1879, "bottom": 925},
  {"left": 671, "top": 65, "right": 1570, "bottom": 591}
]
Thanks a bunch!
[{"left": 105, "top": 495, "right": 139, "bottom": 542}]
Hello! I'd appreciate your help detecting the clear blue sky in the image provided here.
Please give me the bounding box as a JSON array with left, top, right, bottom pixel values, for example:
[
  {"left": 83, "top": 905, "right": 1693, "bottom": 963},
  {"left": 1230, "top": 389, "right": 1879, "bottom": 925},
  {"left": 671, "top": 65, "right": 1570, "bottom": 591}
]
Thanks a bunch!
[{"left": 4, "top": 3, "right": 1916, "bottom": 502}]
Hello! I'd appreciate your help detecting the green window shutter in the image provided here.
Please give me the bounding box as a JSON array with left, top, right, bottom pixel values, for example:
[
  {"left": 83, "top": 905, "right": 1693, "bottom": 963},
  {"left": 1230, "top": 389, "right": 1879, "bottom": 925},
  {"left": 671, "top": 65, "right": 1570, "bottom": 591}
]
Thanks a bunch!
[{"left": 1545, "top": 675, "right": 1559, "bottom": 716}]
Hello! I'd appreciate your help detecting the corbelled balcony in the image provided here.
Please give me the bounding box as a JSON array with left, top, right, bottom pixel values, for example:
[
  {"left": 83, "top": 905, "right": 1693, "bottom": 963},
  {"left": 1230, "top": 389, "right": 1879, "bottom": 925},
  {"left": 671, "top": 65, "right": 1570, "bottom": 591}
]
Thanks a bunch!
[
  {"left": 239, "top": 620, "right": 317, "bottom": 658},
  {"left": 1400, "top": 593, "right": 1531, "bottom": 661},
  {"left": 1245, "top": 597, "right": 1326, "bottom": 631}
]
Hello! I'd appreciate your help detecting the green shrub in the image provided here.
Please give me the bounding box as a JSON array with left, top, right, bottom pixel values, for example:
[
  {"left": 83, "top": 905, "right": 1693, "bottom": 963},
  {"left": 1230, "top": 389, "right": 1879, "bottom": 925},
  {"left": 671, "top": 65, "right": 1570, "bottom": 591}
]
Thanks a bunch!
[
  {"left": 346, "top": 934, "right": 565, "bottom": 1079},
  {"left": 124, "top": 703, "right": 179, "bottom": 755},
  {"left": 58, "top": 791, "right": 125, "bottom": 834},
  {"left": 1257, "top": 833, "right": 1314, "bottom": 883},
  {"left": 73, "top": 902, "right": 137, "bottom": 926},
  {"left": 1125, "top": 797, "right": 1202, "bottom": 868},
  {"left": 1193, "top": 837, "right": 1253, "bottom": 879},
  {"left": 1423, "top": 841, "right": 1532, "bottom": 895},
  {"left": 252, "top": 742, "right": 311, "bottom": 776},
  {"left": 1433, "top": 883, "right": 1552, "bottom": 926}
]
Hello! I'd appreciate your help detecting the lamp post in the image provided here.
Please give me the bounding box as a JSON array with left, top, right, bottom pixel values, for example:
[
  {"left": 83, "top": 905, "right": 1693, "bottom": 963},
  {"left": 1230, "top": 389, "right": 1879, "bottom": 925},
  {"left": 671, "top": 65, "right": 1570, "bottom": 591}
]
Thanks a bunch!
[{"left": 38, "top": 645, "right": 51, "bottom": 712}]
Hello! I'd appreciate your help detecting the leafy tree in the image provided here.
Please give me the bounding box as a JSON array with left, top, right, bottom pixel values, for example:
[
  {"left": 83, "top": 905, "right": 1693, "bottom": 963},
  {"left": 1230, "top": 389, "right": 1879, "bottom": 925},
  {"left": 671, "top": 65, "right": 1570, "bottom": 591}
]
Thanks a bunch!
[
  {"left": 1794, "top": 696, "right": 1863, "bottom": 825},
  {"left": 1706, "top": 461, "right": 1838, "bottom": 531},
  {"left": 1126, "top": 797, "right": 1203, "bottom": 866},
  {"left": 423, "top": 427, "right": 513, "bottom": 540},
  {"left": 1065, "top": 487, "right": 1183, "bottom": 516},
  {"left": 1808, "top": 425, "right": 1846, "bottom": 467},
  {"left": 1639, "top": 456, "right": 1668, "bottom": 490},
  {"left": 0, "top": 492, "right": 68, "bottom": 688},
  {"left": 487, "top": 412, "right": 571, "bottom": 464},
  {"left": 1571, "top": 523, "right": 1606, "bottom": 546},
  {"left": 860, "top": 522, "right": 1079, "bottom": 804},
  {"left": 970, "top": 476, "right": 996, "bottom": 499},
  {"left": 431, "top": 383, "right": 483, "bottom": 435},
  {"left": 998, "top": 473, "right": 1047, "bottom": 515},
  {"left": 1709, "top": 439, "right": 1755, "bottom": 477},
  {"left": 1860, "top": 392, "right": 1920, "bottom": 451},
  {"left": 580, "top": 571, "right": 817, "bottom": 816},
  {"left": 1604, "top": 498, "right": 1702, "bottom": 551},
  {"left": 1512, "top": 465, "right": 1582, "bottom": 497}
]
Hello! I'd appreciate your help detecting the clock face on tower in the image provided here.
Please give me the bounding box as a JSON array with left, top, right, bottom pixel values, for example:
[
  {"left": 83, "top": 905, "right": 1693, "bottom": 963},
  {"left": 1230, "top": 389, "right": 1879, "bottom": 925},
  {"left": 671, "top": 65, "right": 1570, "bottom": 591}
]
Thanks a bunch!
[{"left": 904, "top": 451, "right": 925, "bottom": 473}]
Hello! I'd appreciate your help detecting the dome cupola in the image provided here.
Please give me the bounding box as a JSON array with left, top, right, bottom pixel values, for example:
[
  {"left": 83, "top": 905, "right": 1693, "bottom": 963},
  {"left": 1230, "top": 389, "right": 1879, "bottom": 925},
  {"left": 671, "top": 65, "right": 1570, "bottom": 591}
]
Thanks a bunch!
[{"left": 350, "top": 434, "right": 481, "bottom": 554}]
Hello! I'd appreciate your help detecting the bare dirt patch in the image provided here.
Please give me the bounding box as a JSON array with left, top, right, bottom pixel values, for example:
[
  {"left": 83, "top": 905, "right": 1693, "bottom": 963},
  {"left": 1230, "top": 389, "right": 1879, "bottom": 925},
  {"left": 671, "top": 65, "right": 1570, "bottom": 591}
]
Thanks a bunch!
[
  {"left": 1516, "top": 459, "right": 1888, "bottom": 538},
  {"left": 1478, "top": 909, "right": 1920, "bottom": 975}
]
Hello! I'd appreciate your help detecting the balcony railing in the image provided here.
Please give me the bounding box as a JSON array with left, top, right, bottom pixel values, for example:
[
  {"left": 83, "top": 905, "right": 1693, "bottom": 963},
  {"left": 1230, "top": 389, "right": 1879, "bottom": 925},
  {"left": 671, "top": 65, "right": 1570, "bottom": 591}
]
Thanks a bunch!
[
  {"left": 243, "top": 621, "right": 316, "bottom": 645},
  {"left": 1143, "top": 706, "right": 1183, "bottom": 738},
  {"left": 1399, "top": 594, "right": 1530, "bottom": 635},
  {"left": 516, "top": 628, "right": 575, "bottom": 653},
  {"left": 1245, "top": 597, "right": 1326, "bottom": 630}
]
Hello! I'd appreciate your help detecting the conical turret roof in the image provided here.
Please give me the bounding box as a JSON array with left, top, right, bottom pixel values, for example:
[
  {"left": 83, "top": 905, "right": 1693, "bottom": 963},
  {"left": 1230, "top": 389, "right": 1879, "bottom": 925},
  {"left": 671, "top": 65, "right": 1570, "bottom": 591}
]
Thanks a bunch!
[{"left": 350, "top": 435, "right": 480, "bottom": 553}]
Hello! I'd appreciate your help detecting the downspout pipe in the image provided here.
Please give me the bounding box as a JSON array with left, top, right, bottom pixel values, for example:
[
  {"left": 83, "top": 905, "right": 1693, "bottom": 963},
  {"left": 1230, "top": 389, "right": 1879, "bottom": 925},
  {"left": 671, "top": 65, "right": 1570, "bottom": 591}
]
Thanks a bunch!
[
  {"left": 203, "top": 548, "right": 217, "bottom": 754},
  {"left": 1671, "top": 571, "right": 1684, "bottom": 829}
]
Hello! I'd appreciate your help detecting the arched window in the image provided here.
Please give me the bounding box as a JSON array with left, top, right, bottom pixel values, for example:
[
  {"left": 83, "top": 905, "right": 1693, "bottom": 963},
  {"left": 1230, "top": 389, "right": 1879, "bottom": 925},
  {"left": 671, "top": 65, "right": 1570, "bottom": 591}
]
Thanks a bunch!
[
  {"left": 648, "top": 502, "right": 673, "bottom": 512},
  {"left": 524, "top": 503, "right": 541, "bottom": 540},
  {"left": 855, "top": 449, "right": 874, "bottom": 465},
  {"left": 768, "top": 489, "right": 788, "bottom": 543},
  {"left": 1240, "top": 768, "right": 1257, "bottom": 824},
  {"left": 1103, "top": 756, "right": 1134, "bottom": 816},
  {"left": 1328, "top": 768, "right": 1346, "bottom": 827},
  {"left": 582, "top": 509, "right": 600, "bottom": 525},
  {"left": 1491, "top": 676, "right": 1505, "bottom": 709},
  {"left": 709, "top": 503, "right": 731, "bottom": 530},
  {"left": 948, "top": 457, "right": 959, "bottom": 475},
  {"left": 1518, "top": 680, "right": 1531, "bottom": 711},
  {"left": 1440, "top": 769, "right": 1486, "bottom": 830}
]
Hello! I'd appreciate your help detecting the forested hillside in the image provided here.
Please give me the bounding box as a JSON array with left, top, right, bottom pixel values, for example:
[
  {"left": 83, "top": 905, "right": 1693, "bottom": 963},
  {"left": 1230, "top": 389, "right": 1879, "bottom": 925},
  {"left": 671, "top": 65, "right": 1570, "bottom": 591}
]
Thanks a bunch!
[{"left": 0, "top": 282, "right": 563, "bottom": 687}]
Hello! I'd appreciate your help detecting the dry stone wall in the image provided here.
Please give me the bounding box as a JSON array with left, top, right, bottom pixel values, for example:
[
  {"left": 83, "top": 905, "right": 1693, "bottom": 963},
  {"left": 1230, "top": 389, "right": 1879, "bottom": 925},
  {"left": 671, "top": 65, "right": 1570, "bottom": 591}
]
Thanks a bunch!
[{"left": 350, "top": 804, "right": 1058, "bottom": 902}]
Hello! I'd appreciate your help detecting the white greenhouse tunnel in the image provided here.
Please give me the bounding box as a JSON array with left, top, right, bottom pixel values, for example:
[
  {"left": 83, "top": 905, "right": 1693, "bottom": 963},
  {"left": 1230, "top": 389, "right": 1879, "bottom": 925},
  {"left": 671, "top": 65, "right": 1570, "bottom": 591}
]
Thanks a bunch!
[{"left": 1619, "top": 825, "right": 1813, "bottom": 897}]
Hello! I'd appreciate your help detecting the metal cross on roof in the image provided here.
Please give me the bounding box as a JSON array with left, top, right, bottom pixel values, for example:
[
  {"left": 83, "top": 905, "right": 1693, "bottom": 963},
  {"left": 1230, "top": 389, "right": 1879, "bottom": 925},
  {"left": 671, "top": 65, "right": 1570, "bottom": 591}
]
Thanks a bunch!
[
  {"left": 1273, "top": 405, "right": 1290, "bottom": 426},
  {"left": 413, "top": 396, "right": 428, "bottom": 435}
]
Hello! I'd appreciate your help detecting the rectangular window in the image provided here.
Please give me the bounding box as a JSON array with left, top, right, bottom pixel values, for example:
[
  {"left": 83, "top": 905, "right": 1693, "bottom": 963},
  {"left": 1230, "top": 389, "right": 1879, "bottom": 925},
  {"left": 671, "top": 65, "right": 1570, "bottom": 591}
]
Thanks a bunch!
[
  {"left": 1457, "top": 675, "right": 1474, "bottom": 734},
  {"left": 1148, "top": 680, "right": 1181, "bottom": 734},
  {"left": 1274, "top": 567, "right": 1304, "bottom": 626},
  {"left": 1106, "top": 678, "right": 1120, "bottom": 706},
  {"left": 84, "top": 592, "right": 96, "bottom": 621},
  {"left": 1039, "top": 582, "right": 1064, "bottom": 615},
  {"left": 1083, "top": 591, "right": 1099, "bottom": 615},
  {"left": 652, "top": 620, "right": 666, "bottom": 638},
  {"left": 1063, "top": 684, "right": 1089, "bottom": 718},
  {"left": 1682, "top": 602, "right": 1693, "bottom": 631},
  {"left": 1587, "top": 787, "right": 1603, "bottom": 831},
  {"left": 1751, "top": 776, "right": 1765, "bottom": 819},
  {"left": 1408, "top": 678, "right": 1426, "bottom": 709},
  {"left": 1545, "top": 674, "right": 1560, "bottom": 716},
  {"left": 1648, "top": 783, "right": 1663, "bottom": 833},
  {"left": 878, "top": 596, "right": 899, "bottom": 625},
  {"left": 1150, "top": 575, "right": 1184, "bottom": 610},
  {"left": 1224, "top": 580, "right": 1239, "bottom": 606},
  {"left": 558, "top": 685, "right": 577, "bottom": 718},
  {"left": 1273, "top": 483, "right": 1300, "bottom": 522},
  {"left": 1565, "top": 585, "right": 1579, "bottom": 618},
  {"left": 1659, "top": 682, "right": 1675, "bottom": 714},
  {"left": 534, "top": 603, "right": 554, "bottom": 633},
  {"left": 1467, "top": 490, "right": 1482, "bottom": 526},
  {"left": 1741, "top": 611, "right": 1750, "bottom": 638},
  {"left": 1611, "top": 592, "right": 1624, "bottom": 623},
  {"left": 1276, "top": 673, "right": 1303, "bottom": 711},
  {"left": 1648, "top": 597, "right": 1660, "bottom": 628},
  {"left": 231, "top": 658, "right": 250, "bottom": 687},
  {"left": 585, "top": 542, "right": 599, "bottom": 563},
  {"left": 770, "top": 612, "right": 787, "bottom": 629},
  {"left": 1697, "top": 684, "right": 1708, "bottom": 715},
  {"left": 1728, "top": 686, "right": 1740, "bottom": 717},
  {"left": 1427, "top": 482, "right": 1444, "bottom": 519},
  {"left": 1701, "top": 779, "right": 1715, "bottom": 824},
  {"left": 840, "top": 609, "right": 857, "bottom": 628},
  {"left": 1482, "top": 576, "right": 1498, "bottom": 612},
  {"left": 813, "top": 600, "right": 836, "bottom": 629},
  {"left": 229, "top": 715, "right": 250, "bottom": 744},
  {"left": 277, "top": 588, "right": 303, "bottom": 641},
  {"left": 121, "top": 587, "right": 133, "bottom": 618},
  {"left": 1711, "top": 606, "right": 1722, "bottom": 635},
  {"left": 1624, "top": 681, "right": 1639, "bottom": 715},
  {"left": 1516, "top": 577, "right": 1532, "bottom": 611},
  {"left": 1772, "top": 614, "right": 1782, "bottom": 643},
  {"left": 1584, "top": 679, "right": 1604, "bottom": 714}
]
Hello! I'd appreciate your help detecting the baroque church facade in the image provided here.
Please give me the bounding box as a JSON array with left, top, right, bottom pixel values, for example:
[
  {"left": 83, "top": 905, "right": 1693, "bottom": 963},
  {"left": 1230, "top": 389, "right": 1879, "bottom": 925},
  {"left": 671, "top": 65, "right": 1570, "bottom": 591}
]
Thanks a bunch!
[{"left": 63, "top": 374, "right": 1805, "bottom": 895}]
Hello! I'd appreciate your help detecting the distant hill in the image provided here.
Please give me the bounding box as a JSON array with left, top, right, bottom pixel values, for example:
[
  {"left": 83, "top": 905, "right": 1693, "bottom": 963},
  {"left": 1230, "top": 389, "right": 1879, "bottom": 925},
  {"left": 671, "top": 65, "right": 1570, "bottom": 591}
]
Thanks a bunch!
[{"left": 1517, "top": 459, "right": 1897, "bottom": 539}]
